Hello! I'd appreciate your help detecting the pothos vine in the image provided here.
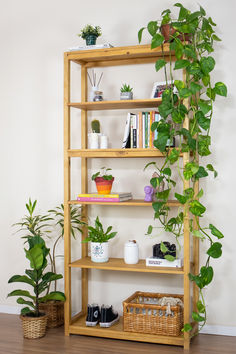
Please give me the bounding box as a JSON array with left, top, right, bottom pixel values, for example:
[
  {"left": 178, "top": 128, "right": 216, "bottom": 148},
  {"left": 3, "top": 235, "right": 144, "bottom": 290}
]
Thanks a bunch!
[{"left": 139, "top": 3, "right": 227, "bottom": 333}]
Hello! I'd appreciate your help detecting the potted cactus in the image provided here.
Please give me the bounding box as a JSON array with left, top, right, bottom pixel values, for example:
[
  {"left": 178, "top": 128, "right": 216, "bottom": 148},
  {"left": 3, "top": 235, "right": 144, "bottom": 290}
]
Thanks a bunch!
[
  {"left": 92, "top": 167, "right": 114, "bottom": 194},
  {"left": 120, "top": 83, "right": 133, "bottom": 100}
]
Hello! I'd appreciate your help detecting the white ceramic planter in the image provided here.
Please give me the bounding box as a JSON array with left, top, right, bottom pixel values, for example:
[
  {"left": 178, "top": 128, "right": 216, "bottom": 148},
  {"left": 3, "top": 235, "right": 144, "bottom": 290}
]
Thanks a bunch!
[
  {"left": 91, "top": 242, "right": 109, "bottom": 263},
  {"left": 120, "top": 92, "right": 133, "bottom": 100}
]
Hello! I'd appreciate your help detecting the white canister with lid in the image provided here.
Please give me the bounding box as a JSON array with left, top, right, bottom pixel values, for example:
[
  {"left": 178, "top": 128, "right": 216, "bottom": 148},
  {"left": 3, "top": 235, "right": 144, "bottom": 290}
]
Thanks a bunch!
[{"left": 124, "top": 240, "right": 139, "bottom": 264}]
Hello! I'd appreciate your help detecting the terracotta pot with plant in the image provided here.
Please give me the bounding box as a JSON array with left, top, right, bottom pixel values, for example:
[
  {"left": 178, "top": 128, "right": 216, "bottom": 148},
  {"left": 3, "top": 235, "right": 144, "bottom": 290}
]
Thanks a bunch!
[
  {"left": 7, "top": 236, "right": 65, "bottom": 339},
  {"left": 82, "top": 216, "right": 117, "bottom": 262},
  {"left": 92, "top": 167, "right": 114, "bottom": 194},
  {"left": 78, "top": 24, "right": 102, "bottom": 46}
]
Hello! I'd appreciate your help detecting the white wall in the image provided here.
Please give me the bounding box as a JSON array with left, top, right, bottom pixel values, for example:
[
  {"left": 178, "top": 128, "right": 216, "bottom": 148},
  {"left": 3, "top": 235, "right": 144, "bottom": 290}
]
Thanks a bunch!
[{"left": 0, "top": 0, "right": 235, "bottom": 334}]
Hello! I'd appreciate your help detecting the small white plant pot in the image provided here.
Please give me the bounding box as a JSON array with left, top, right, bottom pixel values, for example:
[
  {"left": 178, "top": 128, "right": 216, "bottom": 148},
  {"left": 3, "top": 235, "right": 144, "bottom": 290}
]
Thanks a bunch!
[
  {"left": 91, "top": 242, "right": 109, "bottom": 263},
  {"left": 120, "top": 92, "right": 133, "bottom": 100},
  {"left": 124, "top": 240, "right": 139, "bottom": 264}
]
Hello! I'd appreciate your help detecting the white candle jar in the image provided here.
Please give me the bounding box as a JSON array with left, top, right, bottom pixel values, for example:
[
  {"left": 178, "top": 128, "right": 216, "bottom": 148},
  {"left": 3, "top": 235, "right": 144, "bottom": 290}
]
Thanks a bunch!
[{"left": 124, "top": 240, "right": 139, "bottom": 264}]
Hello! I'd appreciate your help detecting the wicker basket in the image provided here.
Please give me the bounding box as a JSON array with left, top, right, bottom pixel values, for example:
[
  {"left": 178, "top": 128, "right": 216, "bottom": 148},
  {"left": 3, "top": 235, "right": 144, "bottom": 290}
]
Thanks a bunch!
[
  {"left": 123, "top": 291, "right": 183, "bottom": 336},
  {"left": 38, "top": 301, "right": 64, "bottom": 328},
  {"left": 20, "top": 313, "right": 48, "bottom": 339}
]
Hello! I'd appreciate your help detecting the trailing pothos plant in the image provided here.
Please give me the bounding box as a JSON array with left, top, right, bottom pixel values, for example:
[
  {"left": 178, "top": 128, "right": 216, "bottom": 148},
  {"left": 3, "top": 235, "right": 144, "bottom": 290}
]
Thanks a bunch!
[{"left": 139, "top": 3, "right": 227, "bottom": 334}]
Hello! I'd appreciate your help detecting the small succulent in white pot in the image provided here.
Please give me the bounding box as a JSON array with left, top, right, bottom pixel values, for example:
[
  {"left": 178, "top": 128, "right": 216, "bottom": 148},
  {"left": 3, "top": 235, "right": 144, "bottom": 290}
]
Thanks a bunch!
[{"left": 120, "top": 83, "right": 133, "bottom": 100}]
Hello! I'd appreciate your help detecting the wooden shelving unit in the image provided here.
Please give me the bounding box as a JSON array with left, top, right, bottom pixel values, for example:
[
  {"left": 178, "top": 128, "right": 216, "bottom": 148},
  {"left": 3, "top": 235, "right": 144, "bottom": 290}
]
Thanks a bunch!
[{"left": 64, "top": 44, "right": 199, "bottom": 350}]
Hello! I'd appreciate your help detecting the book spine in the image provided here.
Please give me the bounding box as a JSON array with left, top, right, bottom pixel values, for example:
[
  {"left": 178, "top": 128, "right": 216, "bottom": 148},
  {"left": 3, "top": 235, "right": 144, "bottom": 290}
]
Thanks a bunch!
[
  {"left": 145, "top": 112, "right": 149, "bottom": 148},
  {"left": 130, "top": 113, "right": 133, "bottom": 148},
  {"left": 122, "top": 113, "right": 131, "bottom": 148},
  {"left": 142, "top": 112, "right": 145, "bottom": 148},
  {"left": 133, "top": 114, "right": 137, "bottom": 148},
  {"left": 138, "top": 112, "right": 142, "bottom": 149},
  {"left": 78, "top": 194, "right": 120, "bottom": 198},
  {"left": 77, "top": 197, "right": 121, "bottom": 202}
]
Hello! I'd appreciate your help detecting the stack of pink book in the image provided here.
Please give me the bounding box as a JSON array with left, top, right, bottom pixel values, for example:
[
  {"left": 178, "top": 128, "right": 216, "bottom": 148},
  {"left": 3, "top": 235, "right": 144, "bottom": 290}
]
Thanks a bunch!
[{"left": 77, "top": 193, "right": 132, "bottom": 202}]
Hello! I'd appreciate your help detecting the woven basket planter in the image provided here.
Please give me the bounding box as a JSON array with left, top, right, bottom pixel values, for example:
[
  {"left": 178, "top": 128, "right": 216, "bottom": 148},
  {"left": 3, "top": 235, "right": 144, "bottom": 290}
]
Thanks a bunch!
[
  {"left": 20, "top": 313, "right": 48, "bottom": 339},
  {"left": 123, "top": 291, "right": 183, "bottom": 336},
  {"left": 39, "top": 301, "right": 64, "bottom": 328}
]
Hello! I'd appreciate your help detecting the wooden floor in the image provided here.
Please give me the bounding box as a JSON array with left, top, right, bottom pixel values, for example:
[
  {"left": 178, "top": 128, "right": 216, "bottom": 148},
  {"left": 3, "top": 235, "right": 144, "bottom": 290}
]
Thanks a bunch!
[{"left": 0, "top": 314, "right": 235, "bottom": 354}]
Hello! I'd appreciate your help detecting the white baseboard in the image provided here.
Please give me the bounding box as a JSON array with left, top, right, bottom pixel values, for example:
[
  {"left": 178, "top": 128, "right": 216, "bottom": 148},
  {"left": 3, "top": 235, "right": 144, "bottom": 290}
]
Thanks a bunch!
[
  {"left": 1, "top": 305, "right": 236, "bottom": 336},
  {"left": 0, "top": 305, "right": 21, "bottom": 314},
  {"left": 201, "top": 325, "right": 236, "bottom": 336}
]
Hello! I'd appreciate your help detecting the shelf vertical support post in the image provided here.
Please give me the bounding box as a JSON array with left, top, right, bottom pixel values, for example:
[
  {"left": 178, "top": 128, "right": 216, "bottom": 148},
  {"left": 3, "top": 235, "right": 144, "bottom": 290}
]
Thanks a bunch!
[
  {"left": 81, "top": 64, "right": 88, "bottom": 315},
  {"left": 182, "top": 68, "right": 191, "bottom": 350},
  {"left": 64, "top": 53, "right": 72, "bottom": 336}
]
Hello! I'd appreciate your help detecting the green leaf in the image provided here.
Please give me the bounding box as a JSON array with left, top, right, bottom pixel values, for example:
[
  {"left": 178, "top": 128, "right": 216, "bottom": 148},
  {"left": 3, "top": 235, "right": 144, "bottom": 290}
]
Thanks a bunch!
[
  {"left": 150, "top": 177, "right": 157, "bottom": 189},
  {"left": 214, "top": 82, "right": 227, "bottom": 97},
  {"left": 196, "top": 188, "right": 204, "bottom": 199},
  {"left": 157, "top": 189, "right": 170, "bottom": 201},
  {"left": 40, "top": 291, "right": 66, "bottom": 303},
  {"left": 174, "top": 80, "right": 185, "bottom": 91},
  {"left": 182, "top": 323, "right": 193, "bottom": 332},
  {"left": 192, "top": 311, "right": 205, "bottom": 322},
  {"left": 7, "top": 290, "right": 35, "bottom": 300},
  {"left": 202, "top": 74, "right": 210, "bottom": 87},
  {"left": 189, "top": 200, "right": 206, "bottom": 216},
  {"left": 207, "top": 242, "right": 222, "bottom": 258},
  {"left": 155, "top": 59, "right": 166, "bottom": 72},
  {"left": 190, "top": 82, "right": 202, "bottom": 94},
  {"left": 8, "top": 275, "right": 35, "bottom": 287},
  {"left": 174, "top": 59, "right": 190, "bottom": 70},
  {"left": 200, "top": 56, "right": 215, "bottom": 75},
  {"left": 207, "top": 87, "right": 216, "bottom": 101},
  {"left": 183, "top": 46, "right": 197, "bottom": 60},
  {"left": 154, "top": 134, "right": 169, "bottom": 152},
  {"left": 206, "top": 164, "right": 218, "bottom": 178},
  {"left": 209, "top": 224, "right": 224, "bottom": 239},
  {"left": 200, "top": 5, "right": 206, "bottom": 16},
  {"left": 21, "top": 307, "right": 31, "bottom": 315},
  {"left": 197, "top": 300, "right": 205, "bottom": 313},
  {"left": 147, "top": 21, "right": 158, "bottom": 36},
  {"left": 147, "top": 225, "right": 153, "bottom": 235},
  {"left": 175, "top": 3, "right": 188, "bottom": 21},
  {"left": 158, "top": 101, "right": 173, "bottom": 119},
  {"left": 175, "top": 193, "right": 187, "bottom": 204},
  {"left": 195, "top": 166, "right": 208, "bottom": 179},
  {"left": 25, "top": 245, "right": 44, "bottom": 270},
  {"left": 162, "top": 167, "right": 171, "bottom": 176},
  {"left": 151, "top": 33, "right": 164, "bottom": 49},
  {"left": 165, "top": 255, "right": 175, "bottom": 261},
  {"left": 160, "top": 241, "right": 168, "bottom": 253},
  {"left": 200, "top": 266, "right": 214, "bottom": 286},
  {"left": 179, "top": 88, "right": 192, "bottom": 99},
  {"left": 17, "top": 297, "right": 35, "bottom": 309},
  {"left": 138, "top": 27, "right": 145, "bottom": 43},
  {"left": 168, "top": 148, "right": 180, "bottom": 164},
  {"left": 193, "top": 230, "right": 205, "bottom": 239},
  {"left": 212, "top": 34, "right": 221, "bottom": 41},
  {"left": 198, "top": 135, "right": 211, "bottom": 156},
  {"left": 198, "top": 101, "right": 211, "bottom": 115},
  {"left": 152, "top": 201, "right": 165, "bottom": 212}
]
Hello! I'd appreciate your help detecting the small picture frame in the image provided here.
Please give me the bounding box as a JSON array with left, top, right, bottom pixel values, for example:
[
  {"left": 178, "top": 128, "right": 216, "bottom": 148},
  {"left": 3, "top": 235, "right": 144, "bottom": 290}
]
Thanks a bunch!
[{"left": 151, "top": 81, "right": 176, "bottom": 99}]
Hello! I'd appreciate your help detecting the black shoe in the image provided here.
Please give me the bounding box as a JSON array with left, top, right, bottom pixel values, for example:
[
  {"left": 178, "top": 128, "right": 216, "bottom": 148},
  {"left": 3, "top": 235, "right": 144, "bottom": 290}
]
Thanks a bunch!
[
  {"left": 100, "top": 305, "right": 119, "bottom": 327},
  {"left": 86, "top": 304, "right": 101, "bottom": 326}
]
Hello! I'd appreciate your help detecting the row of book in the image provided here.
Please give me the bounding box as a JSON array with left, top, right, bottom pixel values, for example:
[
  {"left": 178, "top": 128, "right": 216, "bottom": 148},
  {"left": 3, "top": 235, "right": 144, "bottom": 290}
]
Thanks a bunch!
[
  {"left": 122, "top": 111, "right": 160, "bottom": 149},
  {"left": 77, "top": 192, "right": 133, "bottom": 203}
]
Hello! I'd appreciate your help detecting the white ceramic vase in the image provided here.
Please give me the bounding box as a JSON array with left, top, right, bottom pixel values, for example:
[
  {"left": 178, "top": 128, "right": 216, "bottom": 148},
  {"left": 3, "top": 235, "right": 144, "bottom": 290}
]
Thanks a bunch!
[
  {"left": 91, "top": 242, "right": 109, "bottom": 263},
  {"left": 124, "top": 240, "right": 139, "bottom": 264}
]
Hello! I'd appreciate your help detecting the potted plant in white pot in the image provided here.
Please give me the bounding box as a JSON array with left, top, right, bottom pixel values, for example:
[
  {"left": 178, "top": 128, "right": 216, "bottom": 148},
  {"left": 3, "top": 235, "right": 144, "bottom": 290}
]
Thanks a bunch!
[
  {"left": 83, "top": 216, "right": 117, "bottom": 263},
  {"left": 7, "top": 237, "right": 65, "bottom": 339},
  {"left": 120, "top": 83, "right": 133, "bottom": 100}
]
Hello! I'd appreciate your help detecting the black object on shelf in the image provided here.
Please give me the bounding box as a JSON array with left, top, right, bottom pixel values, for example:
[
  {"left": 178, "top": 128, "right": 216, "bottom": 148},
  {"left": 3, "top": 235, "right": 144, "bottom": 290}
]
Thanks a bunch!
[{"left": 153, "top": 242, "right": 176, "bottom": 259}]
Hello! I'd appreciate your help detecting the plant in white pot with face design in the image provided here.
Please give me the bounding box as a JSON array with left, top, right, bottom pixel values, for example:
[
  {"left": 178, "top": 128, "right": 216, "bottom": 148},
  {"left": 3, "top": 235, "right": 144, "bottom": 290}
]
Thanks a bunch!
[{"left": 83, "top": 216, "right": 117, "bottom": 263}]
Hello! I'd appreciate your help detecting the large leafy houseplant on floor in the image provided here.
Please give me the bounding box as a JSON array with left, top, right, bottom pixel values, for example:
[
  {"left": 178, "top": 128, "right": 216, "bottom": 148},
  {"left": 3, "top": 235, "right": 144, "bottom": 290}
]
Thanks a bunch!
[
  {"left": 139, "top": 3, "right": 227, "bottom": 334},
  {"left": 8, "top": 236, "right": 65, "bottom": 339}
]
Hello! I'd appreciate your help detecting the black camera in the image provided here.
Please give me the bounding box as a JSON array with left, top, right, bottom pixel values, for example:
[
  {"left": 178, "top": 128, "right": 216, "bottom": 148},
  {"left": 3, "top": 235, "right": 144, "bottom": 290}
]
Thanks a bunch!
[{"left": 153, "top": 242, "right": 176, "bottom": 259}]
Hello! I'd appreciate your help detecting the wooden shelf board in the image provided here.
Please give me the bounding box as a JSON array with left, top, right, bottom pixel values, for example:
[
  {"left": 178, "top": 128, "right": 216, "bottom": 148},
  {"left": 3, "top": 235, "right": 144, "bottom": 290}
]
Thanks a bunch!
[
  {"left": 69, "top": 257, "right": 184, "bottom": 274},
  {"left": 67, "top": 148, "right": 181, "bottom": 158},
  {"left": 69, "top": 315, "right": 184, "bottom": 346},
  {"left": 69, "top": 199, "right": 181, "bottom": 207},
  {"left": 68, "top": 98, "right": 162, "bottom": 111},
  {"left": 65, "top": 44, "right": 174, "bottom": 66}
]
